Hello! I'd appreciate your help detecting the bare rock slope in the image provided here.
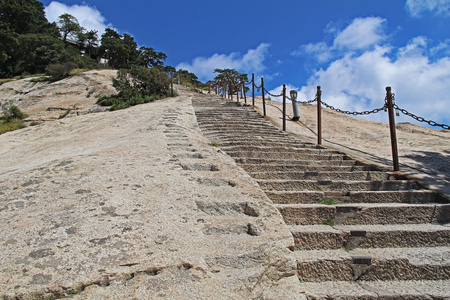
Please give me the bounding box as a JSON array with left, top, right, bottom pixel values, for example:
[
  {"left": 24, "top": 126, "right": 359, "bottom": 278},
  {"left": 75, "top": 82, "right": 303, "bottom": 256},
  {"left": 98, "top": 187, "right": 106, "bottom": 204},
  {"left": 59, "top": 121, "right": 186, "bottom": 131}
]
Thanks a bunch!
[
  {"left": 0, "top": 82, "right": 302, "bottom": 299},
  {"left": 0, "top": 71, "right": 448, "bottom": 299},
  {"left": 0, "top": 70, "right": 117, "bottom": 121}
]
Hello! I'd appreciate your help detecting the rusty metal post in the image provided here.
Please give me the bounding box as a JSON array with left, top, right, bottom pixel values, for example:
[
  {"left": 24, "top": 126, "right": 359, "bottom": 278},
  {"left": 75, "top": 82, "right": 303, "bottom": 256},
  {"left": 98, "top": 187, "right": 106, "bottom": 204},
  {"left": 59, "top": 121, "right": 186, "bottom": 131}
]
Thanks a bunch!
[
  {"left": 282, "top": 84, "right": 286, "bottom": 131},
  {"left": 252, "top": 74, "right": 255, "bottom": 106},
  {"left": 236, "top": 84, "right": 240, "bottom": 102},
  {"left": 261, "top": 78, "right": 266, "bottom": 117},
  {"left": 317, "top": 86, "right": 322, "bottom": 145},
  {"left": 243, "top": 81, "right": 247, "bottom": 104},
  {"left": 386, "top": 86, "right": 400, "bottom": 172}
]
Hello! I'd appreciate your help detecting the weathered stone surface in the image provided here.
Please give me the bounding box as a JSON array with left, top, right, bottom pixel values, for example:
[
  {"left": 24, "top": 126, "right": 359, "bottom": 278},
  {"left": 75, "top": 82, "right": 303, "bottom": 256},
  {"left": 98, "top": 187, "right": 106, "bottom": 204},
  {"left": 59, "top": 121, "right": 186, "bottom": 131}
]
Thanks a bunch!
[
  {"left": 0, "top": 86, "right": 303, "bottom": 299},
  {"left": 0, "top": 70, "right": 117, "bottom": 121}
]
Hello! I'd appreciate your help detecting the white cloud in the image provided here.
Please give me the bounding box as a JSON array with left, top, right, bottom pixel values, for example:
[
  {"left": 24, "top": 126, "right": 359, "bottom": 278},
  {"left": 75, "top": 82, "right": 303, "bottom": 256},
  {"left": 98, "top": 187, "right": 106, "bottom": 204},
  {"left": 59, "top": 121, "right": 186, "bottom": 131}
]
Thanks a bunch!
[
  {"left": 333, "top": 17, "right": 386, "bottom": 50},
  {"left": 292, "top": 17, "right": 387, "bottom": 63},
  {"left": 405, "top": 0, "right": 450, "bottom": 17},
  {"left": 44, "top": 1, "right": 113, "bottom": 35},
  {"left": 289, "top": 16, "right": 450, "bottom": 126},
  {"left": 176, "top": 43, "right": 270, "bottom": 82},
  {"left": 430, "top": 39, "right": 450, "bottom": 56},
  {"left": 297, "top": 40, "right": 450, "bottom": 125},
  {"left": 292, "top": 42, "right": 333, "bottom": 63},
  {"left": 398, "top": 36, "right": 428, "bottom": 57}
]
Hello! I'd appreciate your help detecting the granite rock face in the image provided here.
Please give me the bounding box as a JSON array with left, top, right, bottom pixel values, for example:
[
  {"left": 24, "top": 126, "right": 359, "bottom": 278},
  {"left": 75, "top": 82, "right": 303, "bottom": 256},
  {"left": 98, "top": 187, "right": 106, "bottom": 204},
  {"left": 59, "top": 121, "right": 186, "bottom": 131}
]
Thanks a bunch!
[
  {"left": 0, "top": 70, "right": 117, "bottom": 121},
  {"left": 0, "top": 86, "right": 303, "bottom": 299}
]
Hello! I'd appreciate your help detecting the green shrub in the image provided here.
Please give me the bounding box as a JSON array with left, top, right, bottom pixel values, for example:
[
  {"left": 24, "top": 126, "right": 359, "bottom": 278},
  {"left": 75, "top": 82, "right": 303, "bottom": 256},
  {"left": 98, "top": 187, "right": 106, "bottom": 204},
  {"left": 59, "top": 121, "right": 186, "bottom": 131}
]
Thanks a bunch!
[
  {"left": 97, "top": 66, "right": 171, "bottom": 110},
  {"left": 113, "top": 66, "right": 170, "bottom": 98},
  {"left": 45, "top": 62, "right": 76, "bottom": 81},
  {"left": 0, "top": 121, "right": 26, "bottom": 134},
  {"left": 1, "top": 102, "right": 28, "bottom": 123}
]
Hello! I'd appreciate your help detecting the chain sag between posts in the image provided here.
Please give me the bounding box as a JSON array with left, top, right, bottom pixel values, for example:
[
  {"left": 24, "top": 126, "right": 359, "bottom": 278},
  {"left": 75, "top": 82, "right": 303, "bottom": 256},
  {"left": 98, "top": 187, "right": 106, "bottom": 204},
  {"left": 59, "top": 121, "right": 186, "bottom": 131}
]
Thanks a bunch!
[
  {"left": 321, "top": 101, "right": 387, "bottom": 116},
  {"left": 393, "top": 104, "right": 449, "bottom": 129},
  {"left": 299, "top": 98, "right": 317, "bottom": 104},
  {"left": 264, "top": 88, "right": 283, "bottom": 98}
]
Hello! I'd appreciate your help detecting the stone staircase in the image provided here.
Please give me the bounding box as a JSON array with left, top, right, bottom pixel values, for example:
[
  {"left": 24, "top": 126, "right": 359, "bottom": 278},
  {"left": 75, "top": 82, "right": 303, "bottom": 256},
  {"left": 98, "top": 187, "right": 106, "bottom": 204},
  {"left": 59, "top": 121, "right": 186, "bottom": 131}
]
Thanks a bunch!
[{"left": 192, "top": 94, "right": 450, "bottom": 299}]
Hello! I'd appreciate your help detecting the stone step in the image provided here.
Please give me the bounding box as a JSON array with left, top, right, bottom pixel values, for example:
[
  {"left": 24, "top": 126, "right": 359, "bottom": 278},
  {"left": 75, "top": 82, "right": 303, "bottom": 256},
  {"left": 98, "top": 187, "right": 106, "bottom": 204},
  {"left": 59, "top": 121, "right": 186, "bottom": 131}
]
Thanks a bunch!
[
  {"left": 294, "top": 247, "right": 450, "bottom": 282},
  {"left": 226, "top": 151, "right": 348, "bottom": 160},
  {"left": 240, "top": 164, "right": 374, "bottom": 173},
  {"left": 196, "top": 121, "right": 270, "bottom": 127},
  {"left": 218, "top": 141, "right": 319, "bottom": 149},
  {"left": 258, "top": 179, "right": 420, "bottom": 192},
  {"left": 297, "top": 280, "right": 450, "bottom": 299},
  {"left": 237, "top": 158, "right": 358, "bottom": 167},
  {"left": 275, "top": 203, "right": 450, "bottom": 225},
  {"left": 219, "top": 145, "right": 337, "bottom": 154},
  {"left": 198, "top": 123, "right": 279, "bottom": 130},
  {"left": 289, "top": 224, "right": 450, "bottom": 250},
  {"left": 250, "top": 171, "right": 388, "bottom": 181},
  {"left": 209, "top": 135, "right": 296, "bottom": 143},
  {"left": 266, "top": 190, "right": 444, "bottom": 204},
  {"left": 196, "top": 116, "right": 263, "bottom": 121},
  {"left": 200, "top": 131, "right": 290, "bottom": 139}
]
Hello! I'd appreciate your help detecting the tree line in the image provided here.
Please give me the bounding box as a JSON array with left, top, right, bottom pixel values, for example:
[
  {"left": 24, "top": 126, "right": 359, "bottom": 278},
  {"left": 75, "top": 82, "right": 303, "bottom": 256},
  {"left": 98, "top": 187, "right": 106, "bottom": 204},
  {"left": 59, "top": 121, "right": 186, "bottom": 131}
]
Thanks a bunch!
[{"left": 0, "top": 0, "right": 200, "bottom": 85}]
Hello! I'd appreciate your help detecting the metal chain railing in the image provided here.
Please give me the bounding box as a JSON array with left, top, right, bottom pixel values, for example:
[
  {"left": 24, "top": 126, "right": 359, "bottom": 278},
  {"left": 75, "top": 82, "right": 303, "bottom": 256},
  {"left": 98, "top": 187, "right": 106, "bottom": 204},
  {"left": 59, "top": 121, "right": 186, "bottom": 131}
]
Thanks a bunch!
[
  {"left": 393, "top": 104, "right": 449, "bottom": 129},
  {"left": 219, "top": 75, "right": 450, "bottom": 174},
  {"left": 321, "top": 100, "right": 387, "bottom": 116},
  {"left": 227, "top": 74, "right": 449, "bottom": 130},
  {"left": 299, "top": 98, "right": 317, "bottom": 104},
  {"left": 264, "top": 88, "right": 283, "bottom": 98}
]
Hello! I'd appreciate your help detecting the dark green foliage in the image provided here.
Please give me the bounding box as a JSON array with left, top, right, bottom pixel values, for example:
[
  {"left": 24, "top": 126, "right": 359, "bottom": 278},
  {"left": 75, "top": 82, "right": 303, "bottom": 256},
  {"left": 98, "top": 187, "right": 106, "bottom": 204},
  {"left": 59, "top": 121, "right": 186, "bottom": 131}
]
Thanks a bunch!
[
  {"left": 14, "top": 33, "right": 66, "bottom": 75},
  {"left": 98, "top": 29, "right": 130, "bottom": 69},
  {"left": 0, "top": 0, "right": 57, "bottom": 35},
  {"left": 0, "top": 103, "right": 28, "bottom": 134},
  {"left": 138, "top": 46, "right": 167, "bottom": 69},
  {"left": 213, "top": 68, "right": 248, "bottom": 94},
  {"left": 45, "top": 62, "right": 76, "bottom": 81},
  {"left": 176, "top": 69, "right": 200, "bottom": 86},
  {"left": 97, "top": 66, "right": 171, "bottom": 110},
  {"left": 114, "top": 66, "right": 170, "bottom": 97},
  {"left": 0, "top": 22, "right": 19, "bottom": 64},
  {"left": 57, "top": 13, "right": 82, "bottom": 42},
  {"left": 77, "top": 30, "right": 99, "bottom": 57},
  {"left": 0, "top": 0, "right": 64, "bottom": 77},
  {"left": 7, "top": 106, "right": 27, "bottom": 122}
]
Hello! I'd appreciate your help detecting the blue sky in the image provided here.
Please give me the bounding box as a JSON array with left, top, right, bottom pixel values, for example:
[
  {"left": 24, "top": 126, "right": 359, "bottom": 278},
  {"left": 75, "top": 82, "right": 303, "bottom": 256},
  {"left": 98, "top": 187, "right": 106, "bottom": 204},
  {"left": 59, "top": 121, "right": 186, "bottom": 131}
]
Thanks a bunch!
[{"left": 41, "top": 0, "right": 450, "bottom": 128}]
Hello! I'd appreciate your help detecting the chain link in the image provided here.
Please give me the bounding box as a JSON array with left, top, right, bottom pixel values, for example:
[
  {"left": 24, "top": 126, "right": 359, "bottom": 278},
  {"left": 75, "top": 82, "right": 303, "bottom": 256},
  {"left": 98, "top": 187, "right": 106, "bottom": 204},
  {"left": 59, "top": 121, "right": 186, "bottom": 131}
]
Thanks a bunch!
[
  {"left": 247, "top": 79, "right": 449, "bottom": 129},
  {"left": 264, "top": 88, "right": 283, "bottom": 98},
  {"left": 393, "top": 104, "right": 450, "bottom": 129},
  {"left": 321, "top": 101, "right": 387, "bottom": 116},
  {"left": 298, "top": 98, "right": 317, "bottom": 104}
]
